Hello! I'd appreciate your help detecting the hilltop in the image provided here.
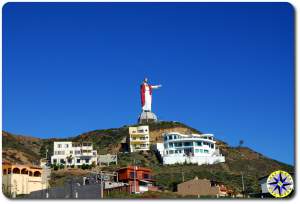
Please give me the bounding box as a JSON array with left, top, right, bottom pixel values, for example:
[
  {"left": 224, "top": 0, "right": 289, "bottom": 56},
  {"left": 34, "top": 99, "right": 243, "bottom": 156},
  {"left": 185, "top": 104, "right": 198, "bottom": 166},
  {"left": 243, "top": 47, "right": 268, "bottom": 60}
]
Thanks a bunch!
[{"left": 2, "top": 121, "right": 294, "bottom": 194}]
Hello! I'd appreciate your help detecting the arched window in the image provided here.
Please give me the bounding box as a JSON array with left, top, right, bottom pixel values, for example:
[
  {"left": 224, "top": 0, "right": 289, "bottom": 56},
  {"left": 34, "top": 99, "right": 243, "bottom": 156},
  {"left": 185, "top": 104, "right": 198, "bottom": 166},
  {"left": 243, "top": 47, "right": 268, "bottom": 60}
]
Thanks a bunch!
[
  {"left": 7, "top": 168, "right": 11, "bottom": 174},
  {"left": 29, "top": 171, "right": 33, "bottom": 176},
  {"left": 3, "top": 169, "right": 7, "bottom": 175},
  {"left": 12, "top": 168, "right": 20, "bottom": 174},
  {"left": 21, "top": 168, "right": 28, "bottom": 175},
  {"left": 33, "top": 171, "right": 41, "bottom": 177}
]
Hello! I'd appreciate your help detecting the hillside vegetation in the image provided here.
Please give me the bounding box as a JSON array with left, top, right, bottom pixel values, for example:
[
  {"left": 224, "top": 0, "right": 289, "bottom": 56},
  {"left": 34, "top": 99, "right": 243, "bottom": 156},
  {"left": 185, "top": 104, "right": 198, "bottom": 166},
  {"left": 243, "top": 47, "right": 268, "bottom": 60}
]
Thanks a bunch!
[{"left": 2, "top": 121, "right": 294, "bottom": 194}]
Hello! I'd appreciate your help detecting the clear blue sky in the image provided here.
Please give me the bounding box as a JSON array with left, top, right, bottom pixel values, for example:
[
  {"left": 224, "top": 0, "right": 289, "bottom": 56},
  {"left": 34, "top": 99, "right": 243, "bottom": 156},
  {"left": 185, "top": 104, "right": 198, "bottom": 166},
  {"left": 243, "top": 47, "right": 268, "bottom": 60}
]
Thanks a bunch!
[{"left": 3, "top": 2, "right": 294, "bottom": 165}]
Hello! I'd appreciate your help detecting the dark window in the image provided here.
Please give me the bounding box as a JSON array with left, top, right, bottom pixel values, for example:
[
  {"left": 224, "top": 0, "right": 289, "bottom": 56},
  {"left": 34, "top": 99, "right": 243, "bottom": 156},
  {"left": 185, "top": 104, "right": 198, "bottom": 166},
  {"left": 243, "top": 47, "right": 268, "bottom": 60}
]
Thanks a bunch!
[
  {"left": 175, "top": 142, "right": 182, "bottom": 147},
  {"left": 143, "top": 173, "right": 149, "bottom": 179},
  {"left": 34, "top": 171, "right": 41, "bottom": 177},
  {"left": 130, "top": 172, "right": 137, "bottom": 179},
  {"left": 3, "top": 169, "right": 7, "bottom": 175},
  {"left": 13, "top": 168, "right": 20, "bottom": 174},
  {"left": 168, "top": 135, "right": 172, "bottom": 140},
  {"left": 184, "top": 142, "right": 192, "bottom": 146},
  {"left": 21, "top": 168, "right": 28, "bottom": 175},
  {"left": 77, "top": 159, "right": 81, "bottom": 163}
]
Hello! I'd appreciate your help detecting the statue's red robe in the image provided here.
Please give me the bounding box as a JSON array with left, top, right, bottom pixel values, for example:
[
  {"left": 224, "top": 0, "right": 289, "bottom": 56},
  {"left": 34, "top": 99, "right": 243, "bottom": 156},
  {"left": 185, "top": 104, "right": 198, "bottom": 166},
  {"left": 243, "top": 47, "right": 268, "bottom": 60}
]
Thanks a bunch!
[{"left": 140, "top": 83, "right": 152, "bottom": 109}]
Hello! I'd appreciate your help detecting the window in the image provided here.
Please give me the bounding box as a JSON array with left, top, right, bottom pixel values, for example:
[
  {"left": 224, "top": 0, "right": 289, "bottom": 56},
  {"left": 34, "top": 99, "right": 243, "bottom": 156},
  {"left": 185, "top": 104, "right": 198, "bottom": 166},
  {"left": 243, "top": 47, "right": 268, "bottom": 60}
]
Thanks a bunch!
[
  {"left": 3, "top": 169, "right": 7, "bottom": 175},
  {"left": 13, "top": 168, "right": 20, "bottom": 174},
  {"left": 60, "top": 159, "right": 65, "bottom": 164},
  {"left": 70, "top": 151, "right": 73, "bottom": 154},
  {"left": 143, "top": 173, "right": 149, "bottom": 179},
  {"left": 83, "top": 143, "right": 91, "bottom": 147},
  {"left": 130, "top": 172, "right": 137, "bottom": 178},
  {"left": 211, "top": 144, "right": 214, "bottom": 149},
  {"left": 169, "top": 143, "right": 174, "bottom": 148},
  {"left": 200, "top": 149, "right": 203, "bottom": 153},
  {"left": 175, "top": 142, "right": 182, "bottom": 147},
  {"left": 85, "top": 159, "right": 90, "bottom": 163},
  {"left": 53, "top": 159, "right": 57, "bottom": 164},
  {"left": 8, "top": 168, "right": 11, "bottom": 174},
  {"left": 77, "top": 159, "right": 81, "bottom": 163},
  {"left": 204, "top": 150, "right": 209, "bottom": 153},
  {"left": 75, "top": 150, "right": 81, "bottom": 155},
  {"left": 21, "top": 168, "right": 28, "bottom": 174},
  {"left": 184, "top": 142, "right": 192, "bottom": 147},
  {"left": 58, "top": 144, "right": 62, "bottom": 148},
  {"left": 67, "top": 158, "right": 72, "bottom": 164},
  {"left": 197, "top": 142, "right": 202, "bottom": 146},
  {"left": 34, "top": 171, "right": 41, "bottom": 177},
  {"left": 168, "top": 135, "right": 173, "bottom": 140},
  {"left": 195, "top": 149, "right": 199, "bottom": 153},
  {"left": 164, "top": 136, "right": 168, "bottom": 141},
  {"left": 169, "top": 150, "right": 174, "bottom": 154}
]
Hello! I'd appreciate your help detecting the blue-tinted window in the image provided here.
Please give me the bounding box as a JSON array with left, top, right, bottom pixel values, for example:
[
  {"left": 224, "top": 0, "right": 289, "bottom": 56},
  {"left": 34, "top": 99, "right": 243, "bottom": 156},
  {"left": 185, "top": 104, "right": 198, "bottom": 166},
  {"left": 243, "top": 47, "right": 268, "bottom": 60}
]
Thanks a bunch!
[{"left": 184, "top": 142, "right": 192, "bottom": 146}]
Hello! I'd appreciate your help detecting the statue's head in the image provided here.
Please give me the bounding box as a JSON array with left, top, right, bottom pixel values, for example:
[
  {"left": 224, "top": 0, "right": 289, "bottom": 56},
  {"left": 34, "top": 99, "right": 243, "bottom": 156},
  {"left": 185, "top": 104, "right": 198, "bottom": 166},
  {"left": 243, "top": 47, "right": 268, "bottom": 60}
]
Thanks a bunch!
[{"left": 144, "top": 77, "right": 148, "bottom": 83}]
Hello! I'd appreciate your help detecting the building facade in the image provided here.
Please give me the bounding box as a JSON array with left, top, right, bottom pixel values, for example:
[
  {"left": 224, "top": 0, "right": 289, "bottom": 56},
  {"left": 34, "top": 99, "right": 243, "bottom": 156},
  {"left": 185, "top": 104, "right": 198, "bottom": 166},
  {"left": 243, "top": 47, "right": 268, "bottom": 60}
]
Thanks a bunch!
[
  {"left": 51, "top": 141, "right": 97, "bottom": 166},
  {"left": 128, "top": 126, "right": 150, "bottom": 152},
  {"left": 2, "top": 162, "right": 49, "bottom": 197},
  {"left": 177, "top": 177, "right": 229, "bottom": 197},
  {"left": 117, "top": 166, "right": 157, "bottom": 193},
  {"left": 155, "top": 132, "right": 225, "bottom": 165}
]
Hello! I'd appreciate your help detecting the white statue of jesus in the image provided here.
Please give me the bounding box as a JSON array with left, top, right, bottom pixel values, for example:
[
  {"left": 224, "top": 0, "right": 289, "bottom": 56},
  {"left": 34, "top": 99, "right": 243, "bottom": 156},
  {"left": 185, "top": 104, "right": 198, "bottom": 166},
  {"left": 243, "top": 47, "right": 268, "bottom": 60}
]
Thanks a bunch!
[{"left": 140, "top": 77, "right": 162, "bottom": 112}]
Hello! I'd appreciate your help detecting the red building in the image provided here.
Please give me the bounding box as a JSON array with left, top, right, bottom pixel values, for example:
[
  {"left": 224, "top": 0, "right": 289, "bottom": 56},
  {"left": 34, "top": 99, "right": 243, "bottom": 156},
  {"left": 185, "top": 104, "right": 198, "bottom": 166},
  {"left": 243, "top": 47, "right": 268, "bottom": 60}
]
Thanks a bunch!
[{"left": 117, "top": 166, "right": 158, "bottom": 193}]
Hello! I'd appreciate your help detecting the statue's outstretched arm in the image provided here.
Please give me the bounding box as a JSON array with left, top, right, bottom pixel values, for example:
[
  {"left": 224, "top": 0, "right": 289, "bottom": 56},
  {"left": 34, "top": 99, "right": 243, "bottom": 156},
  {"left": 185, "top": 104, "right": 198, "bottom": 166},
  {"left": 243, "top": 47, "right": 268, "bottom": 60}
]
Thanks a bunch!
[{"left": 151, "top": 85, "right": 162, "bottom": 89}]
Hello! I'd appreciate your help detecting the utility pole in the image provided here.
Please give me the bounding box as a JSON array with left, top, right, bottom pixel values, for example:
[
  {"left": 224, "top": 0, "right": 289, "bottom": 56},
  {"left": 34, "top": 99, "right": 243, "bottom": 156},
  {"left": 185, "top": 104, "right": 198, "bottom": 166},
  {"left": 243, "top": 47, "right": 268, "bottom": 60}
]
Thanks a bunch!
[
  {"left": 133, "top": 159, "right": 137, "bottom": 194},
  {"left": 100, "top": 171, "right": 104, "bottom": 198},
  {"left": 241, "top": 172, "right": 245, "bottom": 198}
]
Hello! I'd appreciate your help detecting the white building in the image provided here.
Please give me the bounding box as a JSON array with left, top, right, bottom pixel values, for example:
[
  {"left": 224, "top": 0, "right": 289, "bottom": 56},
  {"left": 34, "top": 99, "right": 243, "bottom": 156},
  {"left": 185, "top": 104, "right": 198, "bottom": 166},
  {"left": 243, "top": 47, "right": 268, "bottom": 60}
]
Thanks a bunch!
[
  {"left": 128, "top": 125, "right": 150, "bottom": 152},
  {"left": 51, "top": 141, "right": 97, "bottom": 166},
  {"left": 155, "top": 132, "right": 225, "bottom": 165}
]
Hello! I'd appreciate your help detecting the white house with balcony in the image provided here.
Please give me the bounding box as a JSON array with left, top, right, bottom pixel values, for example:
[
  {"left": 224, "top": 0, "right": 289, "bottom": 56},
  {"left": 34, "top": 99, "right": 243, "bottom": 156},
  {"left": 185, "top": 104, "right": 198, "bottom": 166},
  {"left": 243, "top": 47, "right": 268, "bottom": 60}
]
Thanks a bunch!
[
  {"left": 155, "top": 132, "right": 225, "bottom": 165},
  {"left": 128, "top": 125, "right": 150, "bottom": 152},
  {"left": 51, "top": 141, "right": 97, "bottom": 166}
]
